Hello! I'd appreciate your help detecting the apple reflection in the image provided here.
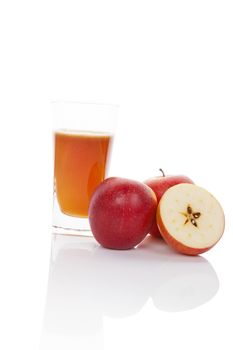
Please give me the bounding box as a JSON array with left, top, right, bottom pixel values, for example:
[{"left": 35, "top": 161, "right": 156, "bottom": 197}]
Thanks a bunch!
[
  {"left": 138, "top": 236, "right": 219, "bottom": 312},
  {"left": 40, "top": 234, "right": 219, "bottom": 349}
]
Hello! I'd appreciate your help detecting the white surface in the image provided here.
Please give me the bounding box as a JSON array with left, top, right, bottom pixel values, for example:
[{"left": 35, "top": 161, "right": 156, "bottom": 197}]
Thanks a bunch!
[
  {"left": 40, "top": 234, "right": 222, "bottom": 350},
  {"left": 0, "top": 1, "right": 233, "bottom": 349}
]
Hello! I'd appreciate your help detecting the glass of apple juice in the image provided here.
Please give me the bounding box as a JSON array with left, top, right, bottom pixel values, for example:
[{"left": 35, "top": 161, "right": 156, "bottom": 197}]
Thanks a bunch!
[{"left": 52, "top": 101, "right": 118, "bottom": 236}]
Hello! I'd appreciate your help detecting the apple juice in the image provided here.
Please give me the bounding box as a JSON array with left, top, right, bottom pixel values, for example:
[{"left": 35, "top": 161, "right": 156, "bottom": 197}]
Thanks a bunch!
[{"left": 54, "top": 130, "right": 113, "bottom": 217}]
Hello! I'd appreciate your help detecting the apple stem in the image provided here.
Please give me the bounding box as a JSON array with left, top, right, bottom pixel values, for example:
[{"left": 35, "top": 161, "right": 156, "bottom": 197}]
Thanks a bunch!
[{"left": 159, "top": 168, "right": 165, "bottom": 177}]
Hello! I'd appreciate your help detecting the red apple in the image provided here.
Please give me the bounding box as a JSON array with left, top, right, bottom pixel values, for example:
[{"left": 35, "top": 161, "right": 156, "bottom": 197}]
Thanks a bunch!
[
  {"left": 156, "top": 183, "right": 225, "bottom": 255},
  {"left": 144, "top": 169, "right": 194, "bottom": 238},
  {"left": 89, "top": 177, "right": 157, "bottom": 249}
]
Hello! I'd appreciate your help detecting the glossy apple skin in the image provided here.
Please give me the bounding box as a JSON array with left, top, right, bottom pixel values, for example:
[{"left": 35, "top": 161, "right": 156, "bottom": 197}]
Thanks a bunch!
[
  {"left": 156, "top": 203, "right": 215, "bottom": 256},
  {"left": 145, "top": 175, "right": 194, "bottom": 238},
  {"left": 89, "top": 177, "right": 157, "bottom": 250}
]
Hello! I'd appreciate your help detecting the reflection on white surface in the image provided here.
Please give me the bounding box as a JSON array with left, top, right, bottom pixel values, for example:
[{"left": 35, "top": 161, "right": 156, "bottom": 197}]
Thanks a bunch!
[{"left": 40, "top": 234, "right": 219, "bottom": 349}]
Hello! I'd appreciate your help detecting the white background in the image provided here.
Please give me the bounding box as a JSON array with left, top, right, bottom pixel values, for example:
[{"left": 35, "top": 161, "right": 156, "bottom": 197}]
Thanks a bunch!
[{"left": 0, "top": 1, "right": 233, "bottom": 349}]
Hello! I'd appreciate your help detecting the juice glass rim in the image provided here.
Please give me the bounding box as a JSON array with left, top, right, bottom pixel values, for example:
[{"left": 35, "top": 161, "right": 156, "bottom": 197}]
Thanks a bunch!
[{"left": 50, "top": 100, "right": 120, "bottom": 108}]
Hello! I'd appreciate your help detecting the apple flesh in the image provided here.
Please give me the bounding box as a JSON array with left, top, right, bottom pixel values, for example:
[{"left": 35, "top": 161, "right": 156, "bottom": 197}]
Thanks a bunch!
[
  {"left": 89, "top": 177, "right": 157, "bottom": 250},
  {"left": 156, "top": 183, "right": 225, "bottom": 255},
  {"left": 145, "top": 170, "right": 194, "bottom": 238}
]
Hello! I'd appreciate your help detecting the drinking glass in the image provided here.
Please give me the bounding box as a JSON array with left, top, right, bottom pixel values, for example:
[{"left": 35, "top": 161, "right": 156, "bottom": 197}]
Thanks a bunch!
[{"left": 52, "top": 101, "right": 118, "bottom": 235}]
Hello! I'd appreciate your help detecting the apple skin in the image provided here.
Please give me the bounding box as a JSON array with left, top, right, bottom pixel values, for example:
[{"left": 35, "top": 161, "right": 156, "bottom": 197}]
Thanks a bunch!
[
  {"left": 156, "top": 203, "right": 222, "bottom": 256},
  {"left": 89, "top": 177, "right": 157, "bottom": 250},
  {"left": 145, "top": 172, "right": 194, "bottom": 238}
]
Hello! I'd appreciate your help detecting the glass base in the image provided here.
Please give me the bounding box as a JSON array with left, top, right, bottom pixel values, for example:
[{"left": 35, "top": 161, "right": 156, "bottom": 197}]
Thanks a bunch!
[
  {"left": 53, "top": 196, "right": 92, "bottom": 236},
  {"left": 52, "top": 225, "right": 92, "bottom": 236}
]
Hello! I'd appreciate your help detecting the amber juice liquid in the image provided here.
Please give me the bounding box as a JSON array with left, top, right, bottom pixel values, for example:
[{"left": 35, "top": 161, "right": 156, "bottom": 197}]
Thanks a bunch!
[{"left": 54, "top": 130, "right": 112, "bottom": 217}]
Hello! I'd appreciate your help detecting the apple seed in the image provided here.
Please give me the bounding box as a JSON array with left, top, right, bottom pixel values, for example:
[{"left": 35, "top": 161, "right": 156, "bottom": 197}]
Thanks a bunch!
[{"left": 181, "top": 205, "right": 201, "bottom": 228}]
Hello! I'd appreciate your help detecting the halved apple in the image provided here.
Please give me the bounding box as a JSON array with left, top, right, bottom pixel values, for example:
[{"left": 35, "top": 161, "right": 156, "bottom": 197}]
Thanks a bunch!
[{"left": 156, "top": 184, "right": 225, "bottom": 255}]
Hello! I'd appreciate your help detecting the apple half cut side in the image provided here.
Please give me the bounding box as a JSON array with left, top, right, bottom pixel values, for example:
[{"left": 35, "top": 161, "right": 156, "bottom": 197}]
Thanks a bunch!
[{"left": 156, "top": 184, "right": 225, "bottom": 255}]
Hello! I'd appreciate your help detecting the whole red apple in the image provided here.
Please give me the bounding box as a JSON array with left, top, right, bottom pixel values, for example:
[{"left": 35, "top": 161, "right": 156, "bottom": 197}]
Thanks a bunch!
[
  {"left": 144, "top": 169, "right": 194, "bottom": 238},
  {"left": 89, "top": 177, "right": 157, "bottom": 249}
]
